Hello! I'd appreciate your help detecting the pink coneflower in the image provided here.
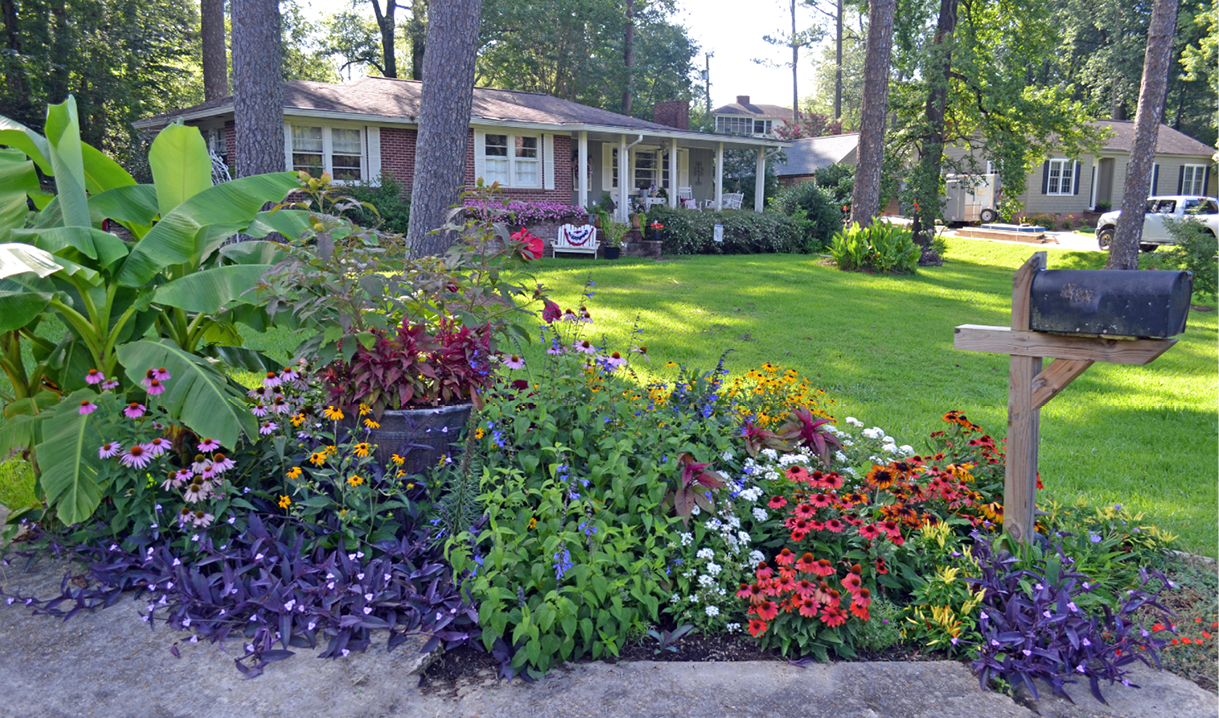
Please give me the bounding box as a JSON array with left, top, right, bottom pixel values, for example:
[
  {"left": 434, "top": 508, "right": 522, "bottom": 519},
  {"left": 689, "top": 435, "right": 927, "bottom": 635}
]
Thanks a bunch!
[
  {"left": 280, "top": 367, "right": 299, "bottom": 382},
  {"left": 152, "top": 367, "right": 171, "bottom": 381},
  {"left": 178, "top": 507, "right": 192, "bottom": 526},
  {"left": 562, "top": 309, "right": 578, "bottom": 322},
  {"left": 631, "top": 345, "right": 649, "bottom": 360},
  {"left": 146, "top": 379, "right": 165, "bottom": 396},
  {"left": 262, "top": 371, "right": 281, "bottom": 388},
  {"left": 85, "top": 369, "right": 105, "bottom": 385},
  {"left": 144, "top": 437, "right": 170, "bottom": 457},
  {"left": 200, "top": 464, "right": 217, "bottom": 480},
  {"left": 161, "top": 469, "right": 192, "bottom": 490},
  {"left": 191, "top": 511, "right": 214, "bottom": 528},
  {"left": 101, "top": 379, "right": 120, "bottom": 390},
  {"left": 211, "top": 453, "right": 235, "bottom": 473},
  {"left": 605, "top": 352, "right": 627, "bottom": 369},
  {"left": 197, "top": 438, "right": 220, "bottom": 452},
  {"left": 124, "top": 402, "right": 146, "bottom": 419},
  {"left": 824, "top": 518, "right": 845, "bottom": 533},
  {"left": 259, "top": 421, "right": 277, "bottom": 435},
  {"left": 247, "top": 387, "right": 267, "bottom": 400},
  {"left": 547, "top": 343, "right": 565, "bottom": 355},
  {"left": 573, "top": 339, "right": 596, "bottom": 354},
  {"left": 183, "top": 482, "right": 208, "bottom": 503},
  {"left": 251, "top": 403, "right": 268, "bottom": 417},
  {"left": 504, "top": 355, "right": 525, "bottom": 370},
  {"left": 858, "top": 523, "right": 881, "bottom": 541},
  {"left": 190, "top": 454, "right": 211, "bottom": 473},
  {"left": 99, "top": 442, "right": 122, "bottom": 459},
  {"left": 271, "top": 395, "right": 290, "bottom": 414},
  {"left": 120, "top": 445, "right": 152, "bottom": 469},
  {"left": 79, "top": 400, "right": 97, "bottom": 415}
]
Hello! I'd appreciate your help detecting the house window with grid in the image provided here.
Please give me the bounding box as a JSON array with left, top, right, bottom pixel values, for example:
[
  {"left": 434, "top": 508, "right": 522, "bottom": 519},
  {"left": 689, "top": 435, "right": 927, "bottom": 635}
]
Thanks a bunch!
[
  {"left": 286, "top": 124, "right": 365, "bottom": 182},
  {"left": 634, "top": 151, "right": 658, "bottom": 189},
  {"left": 1046, "top": 158, "right": 1074, "bottom": 195},
  {"left": 480, "top": 133, "right": 542, "bottom": 188},
  {"left": 1182, "top": 164, "right": 1207, "bottom": 195},
  {"left": 715, "top": 116, "right": 755, "bottom": 135},
  {"left": 202, "top": 127, "right": 227, "bottom": 157}
]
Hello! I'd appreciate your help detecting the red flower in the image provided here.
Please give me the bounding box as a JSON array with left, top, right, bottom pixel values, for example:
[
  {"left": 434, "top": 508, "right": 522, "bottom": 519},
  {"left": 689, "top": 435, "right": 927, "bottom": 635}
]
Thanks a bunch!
[
  {"left": 794, "top": 503, "right": 816, "bottom": 520},
  {"left": 768, "top": 496, "right": 788, "bottom": 509},
  {"left": 853, "top": 588, "right": 872, "bottom": 609},
  {"left": 874, "top": 557, "right": 888, "bottom": 575},
  {"left": 736, "top": 583, "right": 752, "bottom": 599},
  {"left": 841, "top": 573, "right": 863, "bottom": 594},
  {"left": 807, "top": 519, "right": 825, "bottom": 532},
  {"left": 775, "top": 548, "right": 796, "bottom": 566},
  {"left": 824, "top": 518, "right": 845, "bottom": 533},
  {"left": 746, "top": 583, "right": 767, "bottom": 603},
  {"left": 754, "top": 601, "right": 779, "bottom": 621},
  {"left": 795, "top": 579, "right": 816, "bottom": 598},
  {"left": 512, "top": 229, "right": 544, "bottom": 259},
  {"left": 786, "top": 465, "right": 809, "bottom": 483},
  {"left": 823, "top": 472, "right": 844, "bottom": 489},
  {"left": 797, "top": 597, "right": 820, "bottom": 618},
  {"left": 849, "top": 603, "right": 870, "bottom": 621},
  {"left": 811, "top": 559, "right": 835, "bottom": 577},
  {"left": 790, "top": 529, "right": 808, "bottom": 542},
  {"left": 794, "top": 553, "right": 817, "bottom": 574},
  {"left": 755, "top": 563, "right": 774, "bottom": 580},
  {"left": 542, "top": 299, "right": 562, "bottom": 323},
  {"left": 810, "top": 493, "right": 832, "bottom": 509},
  {"left": 880, "top": 520, "right": 901, "bottom": 539},
  {"left": 748, "top": 619, "right": 768, "bottom": 637},
  {"left": 774, "top": 574, "right": 796, "bottom": 593},
  {"left": 820, "top": 604, "right": 848, "bottom": 627}
]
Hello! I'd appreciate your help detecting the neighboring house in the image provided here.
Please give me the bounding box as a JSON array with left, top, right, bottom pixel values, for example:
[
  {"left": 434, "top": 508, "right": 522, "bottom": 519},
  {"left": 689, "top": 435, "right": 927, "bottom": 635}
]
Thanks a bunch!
[
  {"left": 772, "top": 133, "right": 859, "bottom": 186},
  {"left": 943, "top": 121, "right": 1217, "bottom": 217},
  {"left": 133, "top": 78, "right": 785, "bottom": 220},
  {"left": 711, "top": 96, "right": 793, "bottom": 138}
]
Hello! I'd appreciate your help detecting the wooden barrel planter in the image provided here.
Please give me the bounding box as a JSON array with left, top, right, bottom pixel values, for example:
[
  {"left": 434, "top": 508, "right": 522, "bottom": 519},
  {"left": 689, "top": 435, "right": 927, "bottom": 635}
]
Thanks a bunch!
[{"left": 344, "top": 403, "right": 473, "bottom": 476}]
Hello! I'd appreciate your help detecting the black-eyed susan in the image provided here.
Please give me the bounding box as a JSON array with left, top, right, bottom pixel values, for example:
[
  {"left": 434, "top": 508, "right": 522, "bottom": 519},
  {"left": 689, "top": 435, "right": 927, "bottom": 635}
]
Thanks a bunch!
[
  {"left": 527, "top": 517, "right": 538, "bottom": 529},
  {"left": 286, "top": 466, "right": 303, "bottom": 480},
  {"left": 323, "top": 405, "right": 344, "bottom": 421},
  {"left": 391, "top": 453, "right": 405, "bottom": 465},
  {"left": 347, "top": 474, "right": 365, "bottom": 487},
  {"left": 309, "top": 451, "right": 327, "bottom": 467},
  {"left": 358, "top": 403, "right": 370, "bottom": 416},
  {"left": 278, "top": 495, "right": 292, "bottom": 509},
  {"left": 474, "top": 428, "right": 485, "bottom": 439},
  {"left": 363, "top": 418, "right": 381, "bottom": 429},
  {"left": 353, "top": 442, "right": 372, "bottom": 458}
]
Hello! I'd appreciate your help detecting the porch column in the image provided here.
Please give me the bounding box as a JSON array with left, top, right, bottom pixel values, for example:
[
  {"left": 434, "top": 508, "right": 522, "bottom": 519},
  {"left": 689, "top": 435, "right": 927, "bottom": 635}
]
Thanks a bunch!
[
  {"left": 669, "top": 139, "right": 678, "bottom": 208},
  {"left": 578, "top": 131, "right": 588, "bottom": 209},
  {"left": 1089, "top": 157, "right": 1099, "bottom": 210},
  {"left": 754, "top": 147, "right": 766, "bottom": 212},
  {"left": 715, "top": 142, "right": 724, "bottom": 211},
  {"left": 618, "top": 135, "right": 629, "bottom": 222}
]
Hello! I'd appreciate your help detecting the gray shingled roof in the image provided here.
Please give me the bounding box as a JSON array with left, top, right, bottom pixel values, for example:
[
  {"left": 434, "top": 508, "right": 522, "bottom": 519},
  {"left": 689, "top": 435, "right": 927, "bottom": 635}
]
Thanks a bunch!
[
  {"left": 1095, "top": 121, "right": 1214, "bottom": 157},
  {"left": 772, "top": 133, "right": 859, "bottom": 176},
  {"left": 138, "top": 77, "right": 679, "bottom": 133},
  {"left": 710, "top": 102, "right": 794, "bottom": 121}
]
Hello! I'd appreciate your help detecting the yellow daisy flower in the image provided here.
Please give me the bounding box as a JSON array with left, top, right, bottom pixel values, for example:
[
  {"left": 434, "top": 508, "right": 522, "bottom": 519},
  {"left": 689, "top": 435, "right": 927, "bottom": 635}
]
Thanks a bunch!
[
  {"left": 358, "top": 403, "right": 370, "bottom": 416},
  {"left": 309, "top": 451, "right": 326, "bottom": 466},
  {"left": 527, "top": 517, "right": 538, "bottom": 529},
  {"left": 391, "top": 453, "right": 405, "bottom": 465},
  {"left": 323, "top": 406, "right": 344, "bottom": 421},
  {"left": 474, "top": 428, "right": 485, "bottom": 439},
  {"left": 278, "top": 495, "right": 291, "bottom": 509},
  {"left": 347, "top": 474, "right": 365, "bottom": 487},
  {"left": 286, "top": 466, "right": 303, "bottom": 480},
  {"left": 363, "top": 418, "right": 380, "bottom": 429},
  {"left": 290, "top": 412, "right": 306, "bottom": 427},
  {"left": 353, "top": 442, "right": 372, "bottom": 458}
]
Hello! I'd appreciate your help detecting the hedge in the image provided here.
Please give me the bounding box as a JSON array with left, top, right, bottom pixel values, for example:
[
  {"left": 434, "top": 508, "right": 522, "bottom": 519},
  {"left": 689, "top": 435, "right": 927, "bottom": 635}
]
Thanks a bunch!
[{"left": 644, "top": 206, "right": 805, "bottom": 255}]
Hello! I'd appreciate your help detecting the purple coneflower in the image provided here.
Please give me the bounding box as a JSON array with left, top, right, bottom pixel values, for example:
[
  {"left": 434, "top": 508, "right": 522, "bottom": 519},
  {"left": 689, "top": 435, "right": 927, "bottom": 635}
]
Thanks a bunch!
[
  {"left": 124, "top": 402, "right": 146, "bottom": 419},
  {"left": 101, "top": 379, "right": 120, "bottom": 390},
  {"left": 259, "top": 421, "right": 277, "bottom": 435},
  {"left": 191, "top": 511, "right": 214, "bottom": 528},
  {"left": 504, "top": 355, "right": 525, "bottom": 370},
  {"left": 605, "top": 352, "right": 627, "bottom": 369},
  {"left": 262, "top": 371, "right": 281, "bottom": 388},
  {"left": 573, "top": 339, "right": 596, "bottom": 355},
  {"left": 99, "top": 442, "right": 122, "bottom": 459},
  {"left": 120, "top": 445, "right": 152, "bottom": 469},
  {"left": 280, "top": 367, "right": 299, "bottom": 382},
  {"left": 251, "top": 403, "right": 268, "bottom": 417},
  {"left": 79, "top": 400, "right": 97, "bottom": 415},
  {"left": 631, "top": 345, "right": 650, "bottom": 360},
  {"left": 183, "top": 482, "right": 208, "bottom": 503},
  {"left": 146, "top": 379, "right": 165, "bottom": 396},
  {"left": 190, "top": 454, "right": 211, "bottom": 473},
  {"left": 211, "top": 453, "right": 236, "bottom": 473},
  {"left": 197, "top": 438, "right": 221, "bottom": 452},
  {"left": 271, "top": 395, "right": 291, "bottom": 414},
  {"left": 85, "top": 369, "right": 105, "bottom": 385},
  {"left": 247, "top": 387, "right": 267, "bottom": 399},
  {"left": 151, "top": 367, "right": 171, "bottom": 381},
  {"left": 144, "top": 437, "right": 170, "bottom": 457}
]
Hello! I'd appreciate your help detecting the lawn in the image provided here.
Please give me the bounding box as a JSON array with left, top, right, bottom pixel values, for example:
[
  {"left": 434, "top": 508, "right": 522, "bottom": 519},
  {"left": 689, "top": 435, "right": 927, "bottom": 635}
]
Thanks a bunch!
[{"left": 3, "top": 237, "right": 1215, "bottom": 556}]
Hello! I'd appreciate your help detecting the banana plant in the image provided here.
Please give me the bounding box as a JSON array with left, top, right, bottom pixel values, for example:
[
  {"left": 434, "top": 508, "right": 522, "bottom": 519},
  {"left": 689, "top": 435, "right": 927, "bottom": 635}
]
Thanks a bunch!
[{"left": 0, "top": 97, "right": 306, "bottom": 524}]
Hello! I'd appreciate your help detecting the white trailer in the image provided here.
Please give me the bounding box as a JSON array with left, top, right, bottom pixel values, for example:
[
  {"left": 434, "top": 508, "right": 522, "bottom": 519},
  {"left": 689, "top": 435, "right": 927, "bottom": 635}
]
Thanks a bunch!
[{"left": 944, "top": 173, "right": 1000, "bottom": 224}]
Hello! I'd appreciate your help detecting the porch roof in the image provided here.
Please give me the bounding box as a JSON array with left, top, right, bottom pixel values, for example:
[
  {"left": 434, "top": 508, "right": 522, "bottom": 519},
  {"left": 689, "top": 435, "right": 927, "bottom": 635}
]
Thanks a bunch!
[{"left": 133, "top": 77, "right": 785, "bottom": 152}]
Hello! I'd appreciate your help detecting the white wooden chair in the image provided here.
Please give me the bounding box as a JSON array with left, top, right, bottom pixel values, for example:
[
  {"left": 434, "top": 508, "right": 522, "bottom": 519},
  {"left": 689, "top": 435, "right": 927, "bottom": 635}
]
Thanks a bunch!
[
  {"left": 553, "top": 224, "right": 599, "bottom": 258},
  {"left": 721, "top": 192, "right": 744, "bottom": 210}
]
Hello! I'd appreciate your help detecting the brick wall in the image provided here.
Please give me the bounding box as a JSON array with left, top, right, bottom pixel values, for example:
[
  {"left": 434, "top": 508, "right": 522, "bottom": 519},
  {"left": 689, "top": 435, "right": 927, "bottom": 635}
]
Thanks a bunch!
[
  {"left": 653, "top": 101, "right": 690, "bottom": 130},
  {"left": 224, "top": 121, "right": 235, "bottom": 170}
]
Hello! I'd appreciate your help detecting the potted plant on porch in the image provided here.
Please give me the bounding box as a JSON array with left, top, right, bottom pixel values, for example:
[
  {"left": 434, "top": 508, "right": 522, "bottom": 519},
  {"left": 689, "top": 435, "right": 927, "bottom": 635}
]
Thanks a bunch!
[{"left": 600, "top": 220, "right": 629, "bottom": 259}]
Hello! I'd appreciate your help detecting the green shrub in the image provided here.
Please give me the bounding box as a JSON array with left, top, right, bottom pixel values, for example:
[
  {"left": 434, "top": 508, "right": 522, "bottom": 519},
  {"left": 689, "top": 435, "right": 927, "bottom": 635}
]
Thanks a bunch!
[
  {"left": 1163, "top": 218, "right": 1218, "bottom": 301},
  {"left": 644, "top": 206, "right": 804, "bottom": 255},
  {"left": 1020, "top": 213, "right": 1057, "bottom": 230},
  {"left": 812, "top": 164, "right": 855, "bottom": 210},
  {"left": 830, "top": 222, "right": 920, "bottom": 274},
  {"left": 336, "top": 172, "right": 411, "bottom": 235},
  {"left": 771, "top": 181, "right": 843, "bottom": 252}
]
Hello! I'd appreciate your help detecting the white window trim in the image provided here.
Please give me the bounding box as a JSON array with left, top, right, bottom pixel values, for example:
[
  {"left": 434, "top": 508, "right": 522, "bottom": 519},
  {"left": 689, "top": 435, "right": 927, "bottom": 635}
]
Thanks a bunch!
[
  {"left": 282, "top": 121, "right": 372, "bottom": 185},
  {"left": 1046, "top": 158, "right": 1075, "bottom": 196},
  {"left": 1183, "top": 164, "right": 1206, "bottom": 195},
  {"left": 474, "top": 131, "right": 547, "bottom": 189}
]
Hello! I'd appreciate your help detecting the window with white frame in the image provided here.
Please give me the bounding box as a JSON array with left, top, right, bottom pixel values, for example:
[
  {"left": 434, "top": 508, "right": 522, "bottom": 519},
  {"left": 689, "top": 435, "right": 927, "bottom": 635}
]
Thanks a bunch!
[
  {"left": 202, "top": 127, "right": 227, "bottom": 157},
  {"left": 1046, "top": 158, "right": 1075, "bottom": 195},
  {"left": 478, "top": 132, "right": 542, "bottom": 188},
  {"left": 285, "top": 124, "right": 366, "bottom": 182},
  {"left": 634, "top": 151, "right": 658, "bottom": 189},
  {"left": 1182, "top": 164, "right": 1207, "bottom": 195},
  {"left": 715, "top": 116, "right": 755, "bottom": 135}
]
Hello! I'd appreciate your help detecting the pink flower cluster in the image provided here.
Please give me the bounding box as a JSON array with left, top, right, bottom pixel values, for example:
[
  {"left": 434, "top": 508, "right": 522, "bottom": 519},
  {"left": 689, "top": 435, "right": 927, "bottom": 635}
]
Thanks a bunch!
[{"left": 464, "top": 199, "right": 588, "bottom": 227}]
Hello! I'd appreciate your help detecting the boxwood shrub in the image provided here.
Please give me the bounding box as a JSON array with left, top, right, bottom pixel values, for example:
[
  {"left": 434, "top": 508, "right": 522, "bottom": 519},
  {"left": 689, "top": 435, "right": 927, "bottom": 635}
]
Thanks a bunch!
[
  {"left": 771, "top": 180, "right": 844, "bottom": 253},
  {"left": 645, "top": 206, "right": 804, "bottom": 255}
]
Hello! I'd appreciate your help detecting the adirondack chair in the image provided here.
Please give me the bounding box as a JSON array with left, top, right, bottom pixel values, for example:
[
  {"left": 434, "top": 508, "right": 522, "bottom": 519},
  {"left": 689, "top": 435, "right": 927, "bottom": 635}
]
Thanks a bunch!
[{"left": 553, "top": 223, "right": 599, "bottom": 258}]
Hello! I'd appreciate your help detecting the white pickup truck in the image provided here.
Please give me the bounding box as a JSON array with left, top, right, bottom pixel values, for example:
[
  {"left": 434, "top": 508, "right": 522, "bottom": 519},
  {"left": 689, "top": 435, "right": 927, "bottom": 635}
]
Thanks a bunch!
[{"left": 1096, "top": 195, "right": 1219, "bottom": 251}]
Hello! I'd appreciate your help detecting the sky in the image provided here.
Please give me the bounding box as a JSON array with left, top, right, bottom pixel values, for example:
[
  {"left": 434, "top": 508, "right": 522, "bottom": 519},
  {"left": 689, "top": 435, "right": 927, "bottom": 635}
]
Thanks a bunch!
[{"left": 297, "top": 0, "right": 828, "bottom": 111}]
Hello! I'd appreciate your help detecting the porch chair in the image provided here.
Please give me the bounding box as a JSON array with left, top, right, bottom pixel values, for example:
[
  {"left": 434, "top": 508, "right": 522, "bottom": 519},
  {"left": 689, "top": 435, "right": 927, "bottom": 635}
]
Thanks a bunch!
[
  {"left": 553, "top": 223, "right": 599, "bottom": 259},
  {"left": 721, "top": 192, "right": 744, "bottom": 211},
  {"left": 677, "top": 187, "right": 697, "bottom": 209}
]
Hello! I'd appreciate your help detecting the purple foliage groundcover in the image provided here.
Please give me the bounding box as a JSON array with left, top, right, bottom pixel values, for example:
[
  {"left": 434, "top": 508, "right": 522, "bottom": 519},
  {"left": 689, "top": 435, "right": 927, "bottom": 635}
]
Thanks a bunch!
[
  {"left": 1, "top": 511, "right": 479, "bottom": 679},
  {"left": 464, "top": 199, "right": 588, "bottom": 227}
]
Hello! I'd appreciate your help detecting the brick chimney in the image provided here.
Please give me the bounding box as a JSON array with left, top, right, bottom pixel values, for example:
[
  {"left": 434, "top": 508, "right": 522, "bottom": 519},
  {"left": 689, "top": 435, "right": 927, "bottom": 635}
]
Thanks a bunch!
[
  {"left": 736, "top": 95, "right": 751, "bottom": 106},
  {"left": 653, "top": 100, "right": 690, "bottom": 130}
]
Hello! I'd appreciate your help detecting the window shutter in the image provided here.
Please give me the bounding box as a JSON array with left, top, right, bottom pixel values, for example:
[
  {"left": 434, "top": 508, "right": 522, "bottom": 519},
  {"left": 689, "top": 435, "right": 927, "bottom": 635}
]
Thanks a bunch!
[
  {"left": 543, "top": 133, "right": 555, "bottom": 190},
  {"left": 366, "top": 126, "right": 381, "bottom": 183},
  {"left": 1204, "top": 166, "right": 1211, "bottom": 195},
  {"left": 1040, "top": 160, "right": 1050, "bottom": 194},
  {"left": 473, "top": 130, "right": 486, "bottom": 182},
  {"left": 283, "top": 122, "right": 293, "bottom": 172},
  {"left": 1073, "top": 161, "right": 1081, "bottom": 195},
  {"left": 1151, "top": 163, "right": 1159, "bottom": 195},
  {"left": 602, "top": 144, "right": 614, "bottom": 190},
  {"left": 678, "top": 149, "right": 689, "bottom": 187},
  {"left": 1178, "top": 165, "right": 1185, "bottom": 194}
]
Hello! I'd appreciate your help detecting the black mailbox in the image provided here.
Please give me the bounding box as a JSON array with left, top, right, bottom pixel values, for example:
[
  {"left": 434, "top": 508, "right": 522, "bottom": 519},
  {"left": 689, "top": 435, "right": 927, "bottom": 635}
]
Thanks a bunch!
[{"left": 1028, "top": 269, "right": 1193, "bottom": 338}]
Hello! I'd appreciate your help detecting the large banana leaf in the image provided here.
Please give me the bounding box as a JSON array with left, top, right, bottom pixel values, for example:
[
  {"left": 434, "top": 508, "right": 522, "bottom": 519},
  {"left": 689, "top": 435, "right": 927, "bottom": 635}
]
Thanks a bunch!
[
  {"left": 153, "top": 263, "right": 273, "bottom": 313},
  {"left": 0, "top": 149, "right": 39, "bottom": 236},
  {"left": 43, "top": 99, "right": 90, "bottom": 228},
  {"left": 0, "top": 412, "right": 48, "bottom": 461},
  {"left": 200, "top": 344, "right": 281, "bottom": 373},
  {"left": 12, "top": 226, "right": 129, "bottom": 269},
  {"left": 218, "top": 239, "right": 289, "bottom": 266},
  {"left": 35, "top": 390, "right": 106, "bottom": 525},
  {"left": 149, "top": 123, "right": 212, "bottom": 217},
  {"left": 88, "top": 184, "right": 159, "bottom": 238},
  {"left": 117, "top": 339, "right": 257, "bottom": 448},
  {"left": 0, "top": 289, "right": 51, "bottom": 332},
  {"left": 80, "top": 142, "right": 136, "bottom": 194},
  {"left": 116, "top": 172, "right": 298, "bottom": 287},
  {"left": 0, "top": 115, "right": 52, "bottom": 175},
  {"left": 0, "top": 242, "right": 62, "bottom": 279}
]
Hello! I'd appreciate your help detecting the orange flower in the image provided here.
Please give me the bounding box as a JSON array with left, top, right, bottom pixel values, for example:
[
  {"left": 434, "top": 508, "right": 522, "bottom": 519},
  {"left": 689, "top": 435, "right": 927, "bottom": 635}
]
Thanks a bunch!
[
  {"left": 841, "top": 573, "right": 863, "bottom": 594},
  {"left": 748, "top": 619, "right": 768, "bottom": 637},
  {"left": 797, "top": 597, "right": 820, "bottom": 618},
  {"left": 820, "top": 604, "right": 848, "bottom": 627},
  {"left": 753, "top": 601, "right": 779, "bottom": 621},
  {"left": 775, "top": 548, "right": 796, "bottom": 566},
  {"left": 810, "top": 559, "right": 835, "bottom": 577},
  {"left": 794, "top": 553, "right": 817, "bottom": 574}
]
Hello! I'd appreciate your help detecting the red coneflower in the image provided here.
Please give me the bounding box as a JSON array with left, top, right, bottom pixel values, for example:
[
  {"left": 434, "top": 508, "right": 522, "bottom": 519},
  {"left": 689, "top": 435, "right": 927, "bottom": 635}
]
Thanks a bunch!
[
  {"left": 880, "top": 520, "right": 901, "bottom": 539},
  {"left": 820, "top": 604, "right": 848, "bottom": 627},
  {"left": 746, "top": 583, "right": 767, "bottom": 603},
  {"left": 794, "top": 553, "right": 817, "bottom": 574},
  {"left": 736, "top": 583, "right": 753, "bottom": 599},
  {"left": 795, "top": 579, "right": 816, "bottom": 598},
  {"left": 797, "top": 597, "right": 820, "bottom": 618},
  {"left": 823, "top": 472, "right": 844, "bottom": 489},
  {"left": 752, "top": 601, "right": 779, "bottom": 621},
  {"left": 841, "top": 573, "right": 863, "bottom": 594},
  {"left": 773, "top": 549, "right": 795, "bottom": 567},
  {"left": 748, "top": 619, "right": 768, "bottom": 637},
  {"left": 786, "top": 465, "right": 809, "bottom": 482},
  {"left": 824, "top": 518, "right": 845, "bottom": 533},
  {"left": 849, "top": 603, "right": 870, "bottom": 621},
  {"left": 768, "top": 496, "right": 788, "bottom": 509},
  {"left": 794, "top": 503, "right": 816, "bottom": 520},
  {"left": 810, "top": 493, "right": 832, "bottom": 509},
  {"left": 811, "top": 559, "right": 835, "bottom": 577},
  {"left": 790, "top": 529, "right": 809, "bottom": 542},
  {"left": 858, "top": 524, "right": 881, "bottom": 541},
  {"left": 875, "top": 557, "right": 888, "bottom": 575},
  {"left": 755, "top": 563, "right": 774, "bottom": 580},
  {"left": 775, "top": 574, "right": 796, "bottom": 593}
]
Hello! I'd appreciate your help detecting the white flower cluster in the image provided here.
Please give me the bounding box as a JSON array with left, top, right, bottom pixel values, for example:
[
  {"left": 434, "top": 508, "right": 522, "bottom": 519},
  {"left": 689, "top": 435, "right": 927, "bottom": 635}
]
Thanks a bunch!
[
  {"left": 738, "top": 486, "right": 764, "bottom": 503},
  {"left": 751, "top": 507, "right": 768, "bottom": 522}
]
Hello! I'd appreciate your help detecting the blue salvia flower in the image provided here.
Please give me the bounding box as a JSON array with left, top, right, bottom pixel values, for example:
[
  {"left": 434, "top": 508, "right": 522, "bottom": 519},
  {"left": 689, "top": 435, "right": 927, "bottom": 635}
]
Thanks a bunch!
[{"left": 553, "top": 548, "right": 573, "bottom": 580}]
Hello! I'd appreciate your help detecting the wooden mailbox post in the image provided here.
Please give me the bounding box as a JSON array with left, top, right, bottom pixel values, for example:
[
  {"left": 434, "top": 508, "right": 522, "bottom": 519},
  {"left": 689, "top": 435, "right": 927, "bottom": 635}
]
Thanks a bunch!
[{"left": 953, "top": 252, "right": 1190, "bottom": 543}]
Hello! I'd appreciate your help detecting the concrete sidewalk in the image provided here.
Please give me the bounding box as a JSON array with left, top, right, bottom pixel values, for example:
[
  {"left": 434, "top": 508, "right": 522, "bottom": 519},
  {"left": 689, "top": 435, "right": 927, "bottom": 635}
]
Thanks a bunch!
[{"left": 1, "top": 557, "right": 1214, "bottom": 718}]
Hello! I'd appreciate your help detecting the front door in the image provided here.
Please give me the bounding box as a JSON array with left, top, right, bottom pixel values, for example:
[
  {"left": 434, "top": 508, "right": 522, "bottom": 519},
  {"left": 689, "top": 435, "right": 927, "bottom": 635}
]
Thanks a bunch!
[{"left": 1096, "top": 158, "right": 1115, "bottom": 207}]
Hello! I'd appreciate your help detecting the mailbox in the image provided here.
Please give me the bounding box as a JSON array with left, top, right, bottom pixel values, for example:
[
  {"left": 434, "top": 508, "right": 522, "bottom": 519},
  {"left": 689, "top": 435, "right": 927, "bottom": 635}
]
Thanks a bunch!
[{"left": 1029, "top": 269, "right": 1193, "bottom": 339}]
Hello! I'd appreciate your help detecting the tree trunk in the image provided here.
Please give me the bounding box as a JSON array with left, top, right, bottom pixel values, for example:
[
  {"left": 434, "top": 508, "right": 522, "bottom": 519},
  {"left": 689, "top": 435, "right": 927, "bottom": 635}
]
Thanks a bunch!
[
  {"left": 791, "top": 0, "right": 800, "bottom": 125},
  {"left": 201, "top": 0, "right": 228, "bottom": 100},
  {"left": 371, "top": 0, "right": 398, "bottom": 79},
  {"left": 1106, "top": 0, "right": 1180, "bottom": 270},
  {"left": 0, "top": 0, "right": 26, "bottom": 114},
  {"left": 232, "top": 0, "right": 284, "bottom": 177},
  {"left": 409, "top": 0, "right": 427, "bottom": 80},
  {"left": 834, "top": 0, "right": 842, "bottom": 121},
  {"left": 849, "top": 0, "right": 896, "bottom": 228},
  {"left": 622, "top": 0, "right": 635, "bottom": 115},
  {"left": 406, "top": 0, "right": 482, "bottom": 256},
  {"left": 909, "top": 0, "right": 958, "bottom": 247}
]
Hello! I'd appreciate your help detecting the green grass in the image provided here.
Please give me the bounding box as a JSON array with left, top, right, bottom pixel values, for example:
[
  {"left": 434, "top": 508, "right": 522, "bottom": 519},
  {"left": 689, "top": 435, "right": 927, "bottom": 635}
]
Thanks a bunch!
[{"left": 480, "top": 239, "right": 1215, "bottom": 555}]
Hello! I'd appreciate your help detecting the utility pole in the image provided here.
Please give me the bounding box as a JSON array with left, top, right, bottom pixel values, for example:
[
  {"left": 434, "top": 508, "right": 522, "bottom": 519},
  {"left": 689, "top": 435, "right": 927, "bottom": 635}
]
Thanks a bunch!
[
  {"left": 704, "top": 52, "right": 713, "bottom": 116},
  {"left": 834, "top": 0, "right": 842, "bottom": 120}
]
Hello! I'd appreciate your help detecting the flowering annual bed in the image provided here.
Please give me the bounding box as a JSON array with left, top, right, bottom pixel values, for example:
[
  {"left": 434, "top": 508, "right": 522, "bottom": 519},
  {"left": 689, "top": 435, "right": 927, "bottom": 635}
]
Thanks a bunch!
[{"left": 463, "top": 198, "right": 589, "bottom": 227}]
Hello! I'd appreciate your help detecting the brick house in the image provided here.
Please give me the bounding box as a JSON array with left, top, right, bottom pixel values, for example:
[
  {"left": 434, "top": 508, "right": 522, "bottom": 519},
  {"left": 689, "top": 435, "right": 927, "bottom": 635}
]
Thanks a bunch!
[{"left": 134, "top": 78, "right": 785, "bottom": 220}]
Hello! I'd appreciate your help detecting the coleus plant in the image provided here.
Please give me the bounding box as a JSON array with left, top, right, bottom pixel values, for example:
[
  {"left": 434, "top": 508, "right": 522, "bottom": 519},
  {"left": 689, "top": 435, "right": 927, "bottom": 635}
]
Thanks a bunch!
[
  {"left": 965, "top": 533, "right": 1171, "bottom": 704},
  {"left": 666, "top": 452, "right": 727, "bottom": 525}
]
